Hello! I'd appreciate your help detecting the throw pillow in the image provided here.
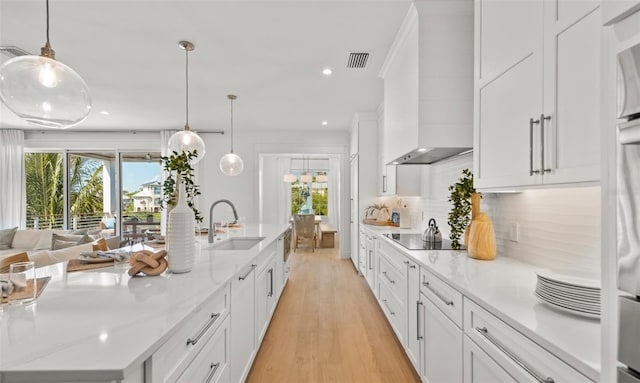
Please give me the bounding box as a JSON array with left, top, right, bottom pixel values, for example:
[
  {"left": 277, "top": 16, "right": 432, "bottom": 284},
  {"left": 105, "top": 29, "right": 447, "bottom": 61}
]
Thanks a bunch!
[
  {"left": 0, "top": 227, "right": 18, "bottom": 250},
  {"left": 51, "top": 233, "right": 93, "bottom": 250},
  {"left": 103, "top": 218, "right": 116, "bottom": 229},
  {"left": 92, "top": 238, "right": 109, "bottom": 251},
  {"left": 71, "top": 228, "right": 89, "bottom": 235}
]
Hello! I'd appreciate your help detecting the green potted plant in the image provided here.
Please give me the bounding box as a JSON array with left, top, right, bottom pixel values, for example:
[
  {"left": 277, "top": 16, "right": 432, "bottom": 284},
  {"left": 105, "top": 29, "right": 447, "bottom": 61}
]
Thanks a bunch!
[
  {"left": 447, "top": 168, "right": 476, "bottom": 249},
  {"left": 160, "top": 150, "right": 203, "bottom": 223}
]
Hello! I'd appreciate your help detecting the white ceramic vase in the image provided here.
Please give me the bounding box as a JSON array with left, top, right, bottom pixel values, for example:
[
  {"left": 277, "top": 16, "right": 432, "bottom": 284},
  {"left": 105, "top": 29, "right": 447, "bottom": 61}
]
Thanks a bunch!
[{"left": 166, "top": 182, "right": 196, "bottom": 273}]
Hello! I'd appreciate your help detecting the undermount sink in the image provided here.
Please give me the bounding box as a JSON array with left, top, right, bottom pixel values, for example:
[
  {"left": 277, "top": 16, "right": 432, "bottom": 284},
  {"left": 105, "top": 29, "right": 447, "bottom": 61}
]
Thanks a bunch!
[{"left": 205, "top": 237, "right": 266, "bottom": 251}]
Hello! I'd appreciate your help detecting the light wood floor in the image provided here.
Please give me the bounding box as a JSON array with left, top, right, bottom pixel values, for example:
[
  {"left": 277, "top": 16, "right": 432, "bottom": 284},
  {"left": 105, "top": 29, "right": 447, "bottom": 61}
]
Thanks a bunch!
[{"left": 245, "top": 238, "right": 421, "bottom": 383}]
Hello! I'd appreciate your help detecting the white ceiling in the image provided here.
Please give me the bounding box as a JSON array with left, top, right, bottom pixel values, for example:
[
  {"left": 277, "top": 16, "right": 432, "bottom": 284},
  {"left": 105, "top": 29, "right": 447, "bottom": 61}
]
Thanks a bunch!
[{"left": 0, "top": 0, "right": 410, "bottom": 132}]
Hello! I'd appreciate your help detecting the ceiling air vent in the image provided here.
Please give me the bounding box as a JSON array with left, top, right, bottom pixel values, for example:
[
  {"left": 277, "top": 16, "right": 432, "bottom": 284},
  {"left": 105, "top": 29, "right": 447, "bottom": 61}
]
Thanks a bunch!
[
  {"left": 346, "top": 51, "right": 370, "bottom": 69},
  {"left": 0, "top": 46, "right": 30, "bottom": 63}
]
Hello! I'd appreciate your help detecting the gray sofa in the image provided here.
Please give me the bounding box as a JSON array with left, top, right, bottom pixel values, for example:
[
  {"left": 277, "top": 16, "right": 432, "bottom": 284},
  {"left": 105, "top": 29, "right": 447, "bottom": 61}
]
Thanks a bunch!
[{"left": 0, "top": 228, "right": 120, "bottom": 268}]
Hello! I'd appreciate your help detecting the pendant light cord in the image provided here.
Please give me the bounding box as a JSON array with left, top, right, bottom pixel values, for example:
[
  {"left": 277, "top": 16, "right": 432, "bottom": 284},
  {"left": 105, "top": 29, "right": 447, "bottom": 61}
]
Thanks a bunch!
[
  {"left": 230, "top": 98, "right": 234, "bottom": 152},
  {"left": 185, "top": 48, "right": 189, "bottom": 129},
  {"left": 46, "top": 0, "right": 50, "bottom": 44}
]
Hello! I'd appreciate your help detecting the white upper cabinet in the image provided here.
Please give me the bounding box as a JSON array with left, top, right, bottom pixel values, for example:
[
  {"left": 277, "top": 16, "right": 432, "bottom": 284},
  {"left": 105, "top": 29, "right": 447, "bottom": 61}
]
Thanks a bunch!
[
  {"left": 376, "top": 103, "right": 421, "bottom": 196},
  {"left": 601, "top": 0, "right": 640, "bottom": 25},
  {"left": 542, "top": 1, "right": 601, "bottom": 185},
  {"left": 474, "top": 0, "right": 600, "bottom": 190},
  {"left": 380, "top": 1, "right": 474, "bottom": 166}
]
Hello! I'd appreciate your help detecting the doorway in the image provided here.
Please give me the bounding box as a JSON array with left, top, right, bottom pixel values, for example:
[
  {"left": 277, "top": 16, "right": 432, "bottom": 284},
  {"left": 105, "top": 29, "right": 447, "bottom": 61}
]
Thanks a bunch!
[{"left": 258, "top": 153, "right": 347, "bottom": 258}]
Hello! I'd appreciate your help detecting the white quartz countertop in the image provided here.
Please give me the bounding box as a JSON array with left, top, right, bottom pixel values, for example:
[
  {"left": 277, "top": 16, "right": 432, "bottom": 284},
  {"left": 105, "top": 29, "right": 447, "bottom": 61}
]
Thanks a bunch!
[
  {"left": 362, "top": 224, "right": 601, "bottom": 381},
  {"left": 0, "top": 224, "right": 289, "bottom": 381}
]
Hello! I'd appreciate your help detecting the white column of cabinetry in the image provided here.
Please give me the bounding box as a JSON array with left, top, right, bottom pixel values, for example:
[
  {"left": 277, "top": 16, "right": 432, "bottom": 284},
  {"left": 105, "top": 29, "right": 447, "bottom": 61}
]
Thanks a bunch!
[
  {"left": 349, "top": 113, "right": 377, "bottom": 272},
  {"left": 474, "top": 0, "right": 601, "bottom": 190}
]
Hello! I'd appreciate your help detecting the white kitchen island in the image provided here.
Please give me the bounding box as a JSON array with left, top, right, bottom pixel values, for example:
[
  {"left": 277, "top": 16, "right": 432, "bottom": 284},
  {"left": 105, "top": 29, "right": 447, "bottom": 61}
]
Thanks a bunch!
[{"left": 0, "top": 224, "right": 289, "bottom": 383}]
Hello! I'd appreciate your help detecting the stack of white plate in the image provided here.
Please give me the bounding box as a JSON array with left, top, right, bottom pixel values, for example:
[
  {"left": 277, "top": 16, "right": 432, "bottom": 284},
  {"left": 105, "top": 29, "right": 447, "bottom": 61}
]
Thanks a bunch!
[{"left": 535, "top": 271, "right": 601, "bottom": 319}]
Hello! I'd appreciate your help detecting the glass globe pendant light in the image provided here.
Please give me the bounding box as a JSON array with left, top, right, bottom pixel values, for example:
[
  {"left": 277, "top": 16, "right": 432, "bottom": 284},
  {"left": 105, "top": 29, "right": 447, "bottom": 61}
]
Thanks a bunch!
[
  {"left": 219, "top": 94, "right": 244, "bottom": 176},
  {"left": 0, "top": 0, "right": 91, "bottom": 128},
  {"left": 167, "top": 41, "right": 206, "bottom": 164}
]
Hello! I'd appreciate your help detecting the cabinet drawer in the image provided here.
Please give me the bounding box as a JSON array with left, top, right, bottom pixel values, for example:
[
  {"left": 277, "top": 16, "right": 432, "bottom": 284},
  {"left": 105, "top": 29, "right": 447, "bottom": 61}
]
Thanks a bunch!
[
  {"left": 378, "top": 254, "right": 405, "bottom": 305},
  {"left": 378, "top": 279, "right": 405, "bottom": 344},
  {"left": 464, "top": 298, "right": 592, "bottom": 382},
  {"left": 378, "top": 240, "right": 407, "bottom": 273},
  {"left": 178, "top": 315, "right": 230, "bottom": 383},
  {"left": 420, "top": 268, "right": 463, "bottom": 328},
  {"left": 152, "top": 284, "right": 230, "bottom": 383}
]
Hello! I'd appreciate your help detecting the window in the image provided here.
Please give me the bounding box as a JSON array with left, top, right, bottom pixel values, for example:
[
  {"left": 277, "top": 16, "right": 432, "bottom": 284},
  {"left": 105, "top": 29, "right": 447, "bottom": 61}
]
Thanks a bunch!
[
  {"left": 68, "top": 153, "right": 105, "bottom": 229},
  {"left": 25, "top": 152, "right": 65, "bottom": 229},
  {"left": 24, "top": 151, "right": 161, "bottom": 235},
  {"left": 290, "top": 172, "right": 328, "bottom": 216},
  {"left": 120, "top": 153, "right": 161, "bottom": 239}
]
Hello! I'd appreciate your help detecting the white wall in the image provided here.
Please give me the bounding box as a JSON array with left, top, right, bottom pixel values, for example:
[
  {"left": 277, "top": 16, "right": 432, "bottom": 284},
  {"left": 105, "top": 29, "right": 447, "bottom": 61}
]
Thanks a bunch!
[
  {"left": 198, "top": 129, "right": 351, "bottom": 258},
  {"left": 375, "top": 152, "right": 601, "bottom": 279},
  {"left": 259, "top": 155, "right": 280, "bottom": 225}
]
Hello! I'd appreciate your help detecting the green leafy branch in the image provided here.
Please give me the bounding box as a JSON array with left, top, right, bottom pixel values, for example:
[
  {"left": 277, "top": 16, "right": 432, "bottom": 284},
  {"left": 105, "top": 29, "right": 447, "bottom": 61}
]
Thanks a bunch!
[
  {"left": 160, "top": 150, "right": 203, "bottom": 223},
  {"left": 447, "top": 168, "right": 476, "bottom": 250}
]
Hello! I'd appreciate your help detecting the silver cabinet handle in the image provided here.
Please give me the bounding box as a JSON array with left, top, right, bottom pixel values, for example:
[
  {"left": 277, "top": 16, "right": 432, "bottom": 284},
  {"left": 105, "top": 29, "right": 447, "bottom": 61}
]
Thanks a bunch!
[
  {"left": 239, "top": 264, "right": 256, "bottom": 281},
  {"left": 417, "top": 300, "right": 424, "bottom": 340},
  {"left": 383, "top": 175, "right": 387, "bottom": 193},
  {"left": 382, "top": 299, "right": 395, "bottom": 316},
  {"left": 475, "top": 327, "right": 555, "bottom": 383},
  {"left": 368, "top": 250, "right": 373, "bottom": 270},
  {"left": 204, "top": 362, "right": 221, "bottom": 383},
  {"left": 540, "top": 114, "right": 551, "bottom": 174},
  {"left": 186, "top": 312, "right": 221, "bottom": 346},
  {"left": 350, "top": 198, "right": 353, "bottom": 224},
  {"left": 423, "top": 281, "right": 454, "bottom": 306},
  {"left": 529, "top": 117, "right": 541, "bottom": 176},
  {"left": 403, "top": 260, "right": 416, "bottom": 269},
  {"left": 382, "top": 271, "right": 395, "bottom": 284},
  {"left": 268, "top": 268, "right": 274, "bottom": 297}
]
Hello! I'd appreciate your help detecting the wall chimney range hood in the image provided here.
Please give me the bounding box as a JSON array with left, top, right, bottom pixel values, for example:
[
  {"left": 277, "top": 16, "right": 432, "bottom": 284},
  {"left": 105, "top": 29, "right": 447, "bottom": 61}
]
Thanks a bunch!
[{"left": 380, "top": 1, "right": 473, "bottom": 166}]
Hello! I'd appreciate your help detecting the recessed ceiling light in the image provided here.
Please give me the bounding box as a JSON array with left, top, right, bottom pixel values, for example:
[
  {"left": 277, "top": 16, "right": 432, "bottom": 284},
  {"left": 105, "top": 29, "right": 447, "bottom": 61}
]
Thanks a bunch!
[
  {"left": 322, "top": 68, "right": 332, "bottom": 76},
  {"left": 99, "top": 110, "right": 109, "bottom": 115},
  {"left": 322, "top": 121, "right": 328, "bottom": 126}
]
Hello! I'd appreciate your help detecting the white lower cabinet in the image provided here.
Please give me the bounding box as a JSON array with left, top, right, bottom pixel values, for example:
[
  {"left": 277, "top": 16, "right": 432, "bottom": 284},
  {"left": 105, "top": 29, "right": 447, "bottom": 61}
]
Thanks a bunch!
[
  {"left": 178, "top": 315, "right": 231, "bottom": 383},
  {"left": 464, "top": 298, "right": 592, "bottom": 382},
  {"left": 420, "top": 294, "right": 463, "bottom": 383},
  {"left": 464, "top": 334, "right": 515, "bottom": 383},
  {"left": 364, "top": 233, "right": 377, "bottom": 292},
  {"left": 256, "top": 255, "right": 277, "bottom": 343},
  {"left": 366, "top": 237, "right": 593, "bottom": 383},
  {"left": 378, "top": 276, "right": 406, "bottom": 344},
  {"left": 230, "top": 264, "right": 256, "bottom": 383},
  {"left": 150, "top": 284, "right": 230, "bottom": 383},
  {"left": 406, "top": 259, "right": 420, "bottom": 372}
]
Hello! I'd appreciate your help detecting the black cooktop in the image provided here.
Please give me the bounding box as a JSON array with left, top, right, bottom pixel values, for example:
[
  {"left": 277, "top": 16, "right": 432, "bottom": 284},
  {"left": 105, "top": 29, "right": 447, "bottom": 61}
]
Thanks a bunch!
[{"left": 383, "top": 233, "right": 462, "bottom": 251}]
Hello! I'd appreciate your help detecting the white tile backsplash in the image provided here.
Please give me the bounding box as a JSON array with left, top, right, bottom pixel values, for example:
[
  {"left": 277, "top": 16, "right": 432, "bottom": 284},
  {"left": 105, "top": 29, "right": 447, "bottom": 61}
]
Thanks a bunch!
[{"left": 376, "top": 153, "right": 601, "bottom": 278}]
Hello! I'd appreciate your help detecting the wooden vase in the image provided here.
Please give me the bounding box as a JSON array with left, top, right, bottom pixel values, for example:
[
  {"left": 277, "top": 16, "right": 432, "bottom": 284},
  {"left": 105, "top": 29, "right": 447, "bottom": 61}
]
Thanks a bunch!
[
  {"left": 464, "top": 192, "right": 481, "bottom": 248},
  {"left": 468, "top": 212, "right": 496, "bottom": 260}
]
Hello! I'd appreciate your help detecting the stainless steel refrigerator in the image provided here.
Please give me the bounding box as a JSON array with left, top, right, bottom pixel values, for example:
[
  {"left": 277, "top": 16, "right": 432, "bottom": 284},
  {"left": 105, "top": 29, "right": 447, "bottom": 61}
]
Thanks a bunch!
[{"left": 617, "top": 41, "right": 640, "bottom": 383}]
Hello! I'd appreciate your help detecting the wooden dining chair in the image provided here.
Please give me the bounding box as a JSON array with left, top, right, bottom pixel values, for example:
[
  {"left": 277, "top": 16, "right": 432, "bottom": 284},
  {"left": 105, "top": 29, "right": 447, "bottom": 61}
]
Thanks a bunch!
[
  {"left": 293, "top": 214, "right": 316, "bottom": 252},
  {"left": 0, "top": 252, "right": 29, "bottom": 274}
]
